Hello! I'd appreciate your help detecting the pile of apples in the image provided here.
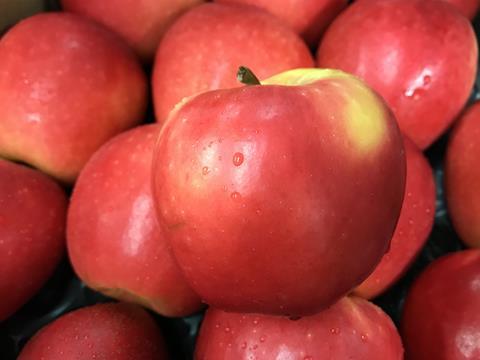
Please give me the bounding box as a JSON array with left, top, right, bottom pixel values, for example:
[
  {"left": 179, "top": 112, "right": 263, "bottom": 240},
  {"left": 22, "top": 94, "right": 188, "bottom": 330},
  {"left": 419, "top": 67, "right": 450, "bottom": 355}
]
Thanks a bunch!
[{"left": 1, "top": 0, "right": 480, "bottom": 359}]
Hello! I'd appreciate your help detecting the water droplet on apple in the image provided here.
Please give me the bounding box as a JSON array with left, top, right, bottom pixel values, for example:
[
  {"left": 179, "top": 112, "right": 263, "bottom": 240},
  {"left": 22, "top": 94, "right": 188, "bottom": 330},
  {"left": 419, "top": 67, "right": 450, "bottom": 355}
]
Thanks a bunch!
[
  {"left": 404, "top": 88, "right": 422, "bottom": 101},
  {"left": 361, "top": 334, "right": 368, "bottom": 342},
  {"left": 225, "top": 327, "right": 231, "bottom": 333},
  {"left": 231, "top": 192, "right": 241, "bottom": 201},
  {"left": 330, "top": 328, "right": 340, "bottom": 335},
  {"left": 241, "top": 342, "right": 247, "bottom": 349},
  {"left": 233, "top": 152, "right": 244, "bottom": 166},
  {"left": 259, "top": 336, "right": 266, "bottom": 342},
  {"left": 252, "top": 318, "right": 259, "bottom": 325},
  {"left": 423, "top": 75, "right": 432, "bottom": 85}
]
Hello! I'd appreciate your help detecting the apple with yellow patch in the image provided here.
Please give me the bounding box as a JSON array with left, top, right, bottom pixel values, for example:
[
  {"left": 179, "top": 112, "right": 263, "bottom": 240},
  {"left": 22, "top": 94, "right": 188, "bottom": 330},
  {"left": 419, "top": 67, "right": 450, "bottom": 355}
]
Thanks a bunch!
[{"left": 152, "top": 67, "right": 406, "bottom": 317}]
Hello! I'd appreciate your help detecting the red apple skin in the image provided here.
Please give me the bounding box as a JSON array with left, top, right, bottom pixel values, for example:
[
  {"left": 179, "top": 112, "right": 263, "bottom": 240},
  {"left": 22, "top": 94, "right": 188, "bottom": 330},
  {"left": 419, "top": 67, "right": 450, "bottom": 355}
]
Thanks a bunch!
[
  {"left": 152, "top": 3, "right": 314, "bottom": 123},
  {"left": 445, "top": 102, "right": 480, "bottom": 248},
  {"left": 317, "top": 0, "right": 478, "bottom": 149},
  {"left": 152, "top": 71, "right": 406, "bottom": 316},
  {"left": 18, "top": 302, "right": 168, "bottom": 360},
  {"left": 401, "top": 249, "right": 480, "bottom": 360},
  {"left": 445, "top": 0, "right": 479, "bottom": 19},
  {"left": 0, "top": 159, "right": 67, "bottom": 321},
  {"left": 67, "top": 124, "right": 202, "bottom": 317},
  {"left": 354, "top": 136, "right": 435, "bottom": 299},
  {"left": 195, "top": 296, "right": 404, "bottom": 359},
  {"left": 214, "top": 0, "right": 348, "bottom": 46},
  {"left": 0, "top": 13, "right": 148, "bottom": 183},
  {"left": 61, "top": 0, "right": 204, "bottom": 62}
]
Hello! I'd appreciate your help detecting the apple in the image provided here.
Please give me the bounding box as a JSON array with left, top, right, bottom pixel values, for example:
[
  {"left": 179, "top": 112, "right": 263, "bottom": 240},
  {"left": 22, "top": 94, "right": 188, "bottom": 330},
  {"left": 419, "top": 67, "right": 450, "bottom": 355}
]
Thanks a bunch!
[
  {"left": 67, "top": 124, "right": 202, "bottom": 317},
  {"left": 152, "top": 3, "right": 314, "bottom": 123},
  {"left": 354, "top": 136, "right": 435, "bottom": 299},
  {"left": 401, "top": 249, "right": 480, "bottom": 359},
  {"left": 152, "top": 67, "right": 406, "bottom": 317},
  {"left": 361, "top": 0, "right": 479, "bottom": 20},
  {"left": 0, "top": 0, "right": 45, "bottom": 33},
  {"left": 195, "top": 296, "right": 403, "bottom": 359},
  {"left": 0, "top": 159, "right": 67, "bottom": 321},
  {"left": 60, "top": 0, "right": 204, "bottom": 62},
  {"left": 0, "top": 13, "right": 148, "bottom": 183},
  {"left": 17, "top": 302, "right": 168, "bottom": 359},
  {"left": 445, "top": 101, "right": 480, "bottom": 248},
  {"left": 445, "top": 0, "right": 479, "bottom": 19},
  {"left": 214, "top": 0, "right": 348, "bottom": 46},
  {"left": 316, "top": 0, "right": 478, "bottom": 149}
]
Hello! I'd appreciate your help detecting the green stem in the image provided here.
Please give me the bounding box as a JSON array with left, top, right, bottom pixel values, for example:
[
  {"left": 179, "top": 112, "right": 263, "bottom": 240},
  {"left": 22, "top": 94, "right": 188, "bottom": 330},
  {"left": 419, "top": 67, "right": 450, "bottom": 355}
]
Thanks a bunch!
[{"left": 237, "top": 66, "right": 261, "bottom": 85}]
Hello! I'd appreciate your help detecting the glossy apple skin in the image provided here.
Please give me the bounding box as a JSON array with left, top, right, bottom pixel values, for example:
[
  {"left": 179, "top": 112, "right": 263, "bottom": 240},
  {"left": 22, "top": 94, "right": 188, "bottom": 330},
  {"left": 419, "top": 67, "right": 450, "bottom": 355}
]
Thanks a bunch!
[
  {"left": 67, "top": 125, "right": 202, "bottom": 317},
  {"left": 61, "top": 0, "right": 204, "bottom": 62},
  {"left": 214, "top": 0, "right": 347, "bottom": 46},
  {"left": 18, "top": 302, "right": 168, "bottom": 359},
  {"left": 446, "top": 0, "right": 479, "bottom": 19},
  {"left": 402, "top": 250, "right": 480, "bottom": 360},
  {"left": 195, "top": 296, "right": 403, "bottom": 359},
  {"left": 445, "top": 102, "right": 480, "bottom": 248},
  {"left": 0, "top": 13, "right": 148, "bottom": 183},
  {"left": 152, "top": 69, "right": 406, "bottom": 316},
  {"left": 317, "top": 0, "right": 478, "bottom": 149},
  {"left": 354, "top": 136, "right": 435, "bottom": 298},
  {"left": 152, "top": 3, "right": 314, "bottom": 123},
  {"left": 0, "top": 159, "right": 67, "bottom": 321}
]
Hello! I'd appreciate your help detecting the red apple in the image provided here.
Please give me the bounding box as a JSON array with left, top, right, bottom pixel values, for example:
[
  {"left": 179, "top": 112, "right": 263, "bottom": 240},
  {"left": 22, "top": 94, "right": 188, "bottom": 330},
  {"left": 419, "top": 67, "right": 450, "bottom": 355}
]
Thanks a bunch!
[
  {"left": 445, "top": 0, "right": 479, "bottom": 19},
  {"left": 317, "top": 0, "right": 478, "bottom": 149},
  {"left": 401, "top": 249, "right": 480, "bottom": 360},
  {"left": 67, "top": 124, "right": 202, "bottom": 317},
  {"left": 196, "top": 296, "right": 403, "bottom": 359},
  {"left": 18, "top": 302, "right": 168, "bottom": 359},
  {"left": 214, "top": 0, "right": 348, "bottom": 46},
  {"left": 0, "top": 159, "right": 67, "bottom": 321},
  {"left": 354, "top": 136, "right": 435, "bottom": 299},
  {"left": 445, "top": 101, "right": 480, "bottom": 248},
  {"left": 152, "top": 3, "right": 314, "bottom": 123},
  {"left": 152, "top": 68, "right": 406, "bottom": 317},
  {"left": 0, "top": 13, "right": 148, "bottom": 183},
  {"left": 60, "top": 0, "right": 204, "bottom": 62},
  {"left": 361, "top": 0, "right": 480, "bottom": 20}
]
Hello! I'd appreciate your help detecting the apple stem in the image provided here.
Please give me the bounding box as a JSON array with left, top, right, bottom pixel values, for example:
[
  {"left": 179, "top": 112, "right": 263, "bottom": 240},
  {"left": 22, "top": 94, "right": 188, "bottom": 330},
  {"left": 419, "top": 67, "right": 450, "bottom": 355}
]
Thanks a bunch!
[{"left": 237, "top": 66, "right": 261, "bottom": 85}]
